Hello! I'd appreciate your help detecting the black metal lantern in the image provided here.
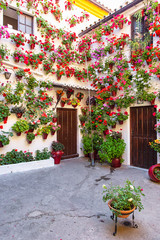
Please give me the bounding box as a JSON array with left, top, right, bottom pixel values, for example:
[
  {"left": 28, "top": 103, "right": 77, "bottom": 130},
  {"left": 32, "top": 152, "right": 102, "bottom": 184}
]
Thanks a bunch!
[{"left": 4, "top": 71, "right": 11, "bottom": 79}]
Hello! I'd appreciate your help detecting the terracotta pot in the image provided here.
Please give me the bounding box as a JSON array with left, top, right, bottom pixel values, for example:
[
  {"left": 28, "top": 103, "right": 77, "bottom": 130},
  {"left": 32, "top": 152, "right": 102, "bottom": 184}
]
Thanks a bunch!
[
  {"left": 61, "top": 102, "right": 65, "bottom": 107},
  {"left": 51, "top": 150, "right": 64, "bottom": 164},
  {"left": 16, "top": 75, "right": 23, "bottom": 80},
  {"left": 109, "top": 104, "right": 115, "bottom": 110},
  {"left": 109, "top": 63, "right": 114, "bottom": 70},
  {"left": 30, "top": 43, "right": 35, "bottom": 50},
  {"left": 16, "top": 113, "right": 23, "bottom": 118},
  {"left": 111, "top": 90, "right": 117, "bottom": 97},
  {"left": 16, "top": 132, "right": 21, "bottom": 136},
  {"left": 72, "top": 104, "right": 77, "bottom": 108},
  {"left": 112, "top": 124, "right": 116, "bottom": 129},
  {"left": 51, "top": 130, "right": 55, "bottom": 135},
  {"left": 150, "top": 99, "right": 155, "bottom": 105},
  {"left": 67, "top": 92, "right": 72, "bottom": 98},
  {"left": 43, "top": 6, "right": 48, "bottom": 14},
  {"left": 52, "top": 117, "right": 57, "bottom": 123},
  {"left": 0, "top": 141, "right": 3, "bottom": 147},
  {"left": 118, "top": 22, "right": 124, "bottom": 29},
  {"left": 118, "top": 120, "right": 123, "bottom": 125},
  {"left": 80, "top": 121, "right": 85, "bottom": 126},
  {"left": 3, "top": 116, "right": 8, "bottom": 123},
  {"left": 57, "top": 75, "right": 61, "bottom": 80},
  {"left": 28, "top": 129, "right": 34, "bottom": 133},
  {"left": 148, "top": 164, "right": 160, "bottom": 182},
  {"left": 111, "top": 158, "right": 121, "bottom": 168},
  {"left": 108, "top": 200, "right": 136, "bottom": 218},
  {"left": 27, "top": 140, "right": 32, "bottom": 144},
  {"left": 42, "top": 133, "right": 48, "bottom": 139}
]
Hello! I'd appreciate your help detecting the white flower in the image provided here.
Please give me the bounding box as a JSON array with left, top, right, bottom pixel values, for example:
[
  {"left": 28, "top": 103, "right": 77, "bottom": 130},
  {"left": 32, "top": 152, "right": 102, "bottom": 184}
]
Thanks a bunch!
[
  {"left": 128, "top": 198, "right": 133, "bottom": 202},
  {"left": 130, "top": 185, "right": 134, "bottom": 190}
]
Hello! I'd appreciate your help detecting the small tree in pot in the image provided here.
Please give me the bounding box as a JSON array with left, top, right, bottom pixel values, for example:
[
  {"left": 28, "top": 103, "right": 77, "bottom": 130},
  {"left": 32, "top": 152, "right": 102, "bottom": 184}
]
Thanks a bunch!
[
  {"left": 98, "top": 136, "right": 126, "bottom": 167},
  {"left": 51, "top": 141, "right": 65, "bottom": 164}
]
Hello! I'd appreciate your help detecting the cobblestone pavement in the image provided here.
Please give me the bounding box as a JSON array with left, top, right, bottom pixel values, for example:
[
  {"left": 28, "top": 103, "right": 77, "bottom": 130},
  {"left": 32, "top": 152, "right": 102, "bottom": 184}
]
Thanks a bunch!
[{"left": 0, "top": 158, "right": 159, "bottom": 240}]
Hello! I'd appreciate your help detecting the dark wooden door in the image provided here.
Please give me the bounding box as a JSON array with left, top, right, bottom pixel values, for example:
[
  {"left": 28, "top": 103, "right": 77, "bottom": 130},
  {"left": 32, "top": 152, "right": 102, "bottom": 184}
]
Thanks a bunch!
[
  {"left": 130, "top": 106, "right": 157, "bottom": 169},
  {"left": 57, "top": 108, "right": 78, "bottom": 159}
]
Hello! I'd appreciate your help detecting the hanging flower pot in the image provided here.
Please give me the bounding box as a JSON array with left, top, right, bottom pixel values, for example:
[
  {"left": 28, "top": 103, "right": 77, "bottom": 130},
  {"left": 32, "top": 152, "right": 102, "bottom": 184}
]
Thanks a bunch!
[
  {"left": 28, "top": 129, "right": 34, "bottom": 133},
  {"left": 51, "top": 130, "right": 55, "bottom": 135},
  {"left": 30, "top": 43, "right": 35, "bottom": 50},
  {"left": 52, "top": 117, "right": 57, "bottom": 123},
  {"left": 27, "top": 140, "right": 32, "bottom": 144},
  {"left": 118, "top": 120, "right": 123, "bottom": 125},
  {"left": 111, "top": 90, "right": 117, "bottom": 97},
  {"left": 118, "top": 22, "right": 124, "bottom": 29},
  {"left": 3, "top": 116, "right": 8, "bottom": 123},
  {"left": 109, "top": 104, "right": 115, "bottom": 110},
  {"left": 15, "top": 75, "right": 23, "bottom": 81},
  {"left": 42, "top": 133, "right": 48, "bottom": 139},
  {"left": 150, "top": 99, "right": 155, "bottom": 105},
  {"left": 112, "top": 124, "right": 116, "bottom": 129},
  {"left": 43, "top": 6, "right": 49, "bottom": 14},
  {"left": 109, "top": 63, "right": 114, "bottom": 71},
  {"left": 16, "top": 132, "right": 21, "bottom": 136},
  {"left": 57, "top": 75, "right": 61, "bottom": 80},
  {"left": 61, "top": 101, "right": 65, "bottom": 107},
  {"left": 67, "top": 92, "right": 72, "bottom": 98},
  {"left": 72, "top": 104, "right": 77, "bottom": 108},
  {"left": 0, "top": 141, "right": 3, "bottom": 147},
  {"left": 16, "top": 113, "right": 23, "bottom": 118}
]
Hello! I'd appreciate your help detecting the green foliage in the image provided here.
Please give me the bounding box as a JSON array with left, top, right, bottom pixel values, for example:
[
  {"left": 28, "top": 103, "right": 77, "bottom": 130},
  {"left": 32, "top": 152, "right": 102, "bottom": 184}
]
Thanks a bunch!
[
  {"left": 0, "top": 149, "right": 34, "bottom": 165},
  {"left": 154, "top": 168, "right": 160, "bottom": 180},
  {"left": 26, "top": 132, "right": 35, "bottom": 142},
  {"left": 51, "top": 141, "right": 65, "bottom": 151},
  {"left": 0, "top": 131, "right": 13, "bottom": 146},
  {"left": 26, "top": 75, "right": 38, "bottom": 89},
  {"left": 0, "top": 104, "right": 10, "bottom": 122},
  {"left": 102, "top": 180, "right": 145, "bottom": 214},
  {"left": 98, "top": 136, "right": 126, "bottom": 163},
  {"left": 12, "top": 120, "right": 29, "bottom": 133},
  {"left": 149, "top": 139, "right": 160, "bottom": 153},
  {"left": 82, "top": 135, "right": 93, "bottom": 154},
  {"left": 11, "top": 106, "right": 26, "bottom": 114},
  {"left": 35, "top": 148, "right": 51, "bottom": 160}
]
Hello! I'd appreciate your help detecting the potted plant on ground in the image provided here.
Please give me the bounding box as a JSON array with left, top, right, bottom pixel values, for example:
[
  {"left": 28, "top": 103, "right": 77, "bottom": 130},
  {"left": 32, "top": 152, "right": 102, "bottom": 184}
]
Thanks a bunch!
[
  {"left": 98, "top": 136, "right": 126, "bottom": 167},
  {"left": 26, "top": 132, "right": 35, "bottom": 144},
  {"left": 12, "top": 120, "right": 29, "bottom": 136},
  {"left": 51, "top": 141, "right": 65, "bottom": 164},
  {"left": 0, "top": 131, "right": 13, "bottom": 147},
  {"left": 148, "top": 139, "right": 160, "bottom": 182},
  {"left": 102, "top": 180, "right": 145, "bottom": 235}
]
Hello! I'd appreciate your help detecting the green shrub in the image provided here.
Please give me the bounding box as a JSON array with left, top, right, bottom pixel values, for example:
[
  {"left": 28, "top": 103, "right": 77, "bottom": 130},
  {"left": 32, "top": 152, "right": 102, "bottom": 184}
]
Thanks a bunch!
[
  {"left": 98, "top": 136, "right": 126, "bottom": 163},
  {"left": 35, "top": 148, "right": 51, "bottom": 160},
  {"left": 0, "top": 149, "right": 34, "bottom": 165}
]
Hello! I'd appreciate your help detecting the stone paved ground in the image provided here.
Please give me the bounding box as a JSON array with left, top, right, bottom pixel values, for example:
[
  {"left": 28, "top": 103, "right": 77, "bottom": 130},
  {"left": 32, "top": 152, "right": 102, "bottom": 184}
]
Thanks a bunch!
[{"left": 0, "top": 158, "right": 159, "bottom": 240}]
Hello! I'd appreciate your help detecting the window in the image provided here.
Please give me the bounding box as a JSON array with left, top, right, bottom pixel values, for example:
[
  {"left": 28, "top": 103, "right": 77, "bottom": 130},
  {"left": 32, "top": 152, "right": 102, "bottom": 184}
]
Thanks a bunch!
[
  {"left": 131, "top": 14, "right": 153, "bottom": 50},
  {"left": 3, "top": 8, "right": 33, "bottom": 34},
  {"left": 131, "top": 15, "right": 149, "bottom": 41}
]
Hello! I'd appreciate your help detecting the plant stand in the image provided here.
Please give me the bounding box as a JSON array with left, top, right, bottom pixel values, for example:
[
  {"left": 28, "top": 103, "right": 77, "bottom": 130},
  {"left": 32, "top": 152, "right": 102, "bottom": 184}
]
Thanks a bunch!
[{"left": 110, "top": 211, "right": 138, "bottom": 236}]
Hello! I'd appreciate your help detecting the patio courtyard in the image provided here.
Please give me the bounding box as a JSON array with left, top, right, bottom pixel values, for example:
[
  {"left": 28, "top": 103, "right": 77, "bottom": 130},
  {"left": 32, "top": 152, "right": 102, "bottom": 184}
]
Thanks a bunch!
[{"left": 0, "top": 157, "right": 159, "bottom": 240}]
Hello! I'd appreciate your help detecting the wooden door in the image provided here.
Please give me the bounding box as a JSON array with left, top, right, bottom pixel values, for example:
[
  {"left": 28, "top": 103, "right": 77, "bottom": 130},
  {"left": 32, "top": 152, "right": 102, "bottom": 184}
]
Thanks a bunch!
[
  {"left": 57, "top": 108, "right": 78, "bottom": 159},
  {"left": 130, "top": 106, "right": 157, "bottom": 169}
]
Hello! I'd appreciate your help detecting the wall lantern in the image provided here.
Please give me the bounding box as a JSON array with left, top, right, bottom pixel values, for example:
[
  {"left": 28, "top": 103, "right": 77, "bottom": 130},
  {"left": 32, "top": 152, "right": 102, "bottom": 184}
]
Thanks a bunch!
[{"left": 4, "top": 71, "right": 12, "bottom": 79}]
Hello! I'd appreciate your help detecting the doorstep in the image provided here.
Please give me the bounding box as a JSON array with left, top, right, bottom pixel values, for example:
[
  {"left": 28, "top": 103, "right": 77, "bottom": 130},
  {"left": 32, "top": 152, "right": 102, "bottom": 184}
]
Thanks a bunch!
[{"left": 0, "top": 158, "right": 55, "bottom": 176}]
